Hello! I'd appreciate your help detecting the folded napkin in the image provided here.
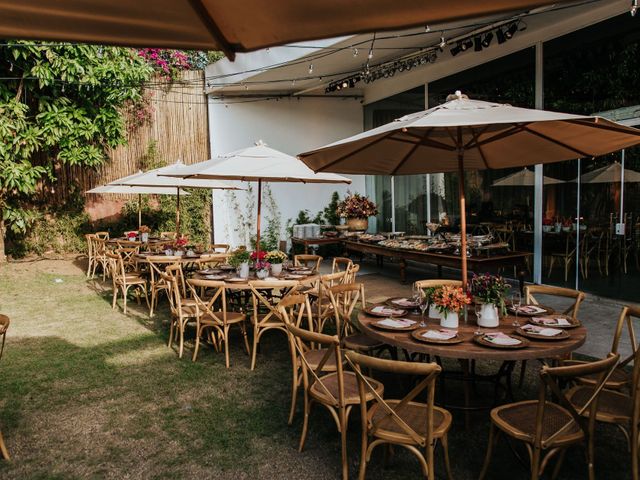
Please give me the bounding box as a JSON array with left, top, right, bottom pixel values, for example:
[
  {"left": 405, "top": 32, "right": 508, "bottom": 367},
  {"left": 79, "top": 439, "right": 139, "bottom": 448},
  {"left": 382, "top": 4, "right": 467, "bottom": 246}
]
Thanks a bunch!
[
  {"left": 371, "top": 306, "right": 404, "bottom": 315},
  {"left": 517, "top": 305, "right": 546, "bottom": 314},
  {"left": 484, "top": 332, "right": 521, "bottom": 346},
  {"left": 377, "top": 318, "right": 416, "bottom": 329},
  {"left": 422, "top": 329, "right": 457, "bottom": 340},
  {"left": 532, "top": 316, "right": 571, "bottom": 326},
  {"left": 392, "top": 298, "right": 418, "bottom": 307},
  {"left": 521, "top": 324, "right": 563, "bottom": 336}
]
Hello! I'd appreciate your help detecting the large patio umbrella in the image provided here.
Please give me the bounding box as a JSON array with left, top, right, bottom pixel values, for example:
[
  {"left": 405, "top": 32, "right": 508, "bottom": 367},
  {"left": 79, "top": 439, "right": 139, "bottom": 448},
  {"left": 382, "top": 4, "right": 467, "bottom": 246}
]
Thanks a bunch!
[
  {"left": 0, "top": 0, "right": 566, "bottom": 59},
  {"left": 161, "top": 142, "right": 351, "bottom": 254},
  {"left": 86, "top": 184, "right": 189, "bottom": 230},
  {"left": 113, "top": 162, "right": 241, "bottom": 235},
  {"left": 573, "top": 161, "right": 640, "bottom": 184},
  {"left": 298, "top": 91, "right": 640, "bottom": 285},
  {"left": 491, "top": 167, "right": 564, "bottom": 187}
]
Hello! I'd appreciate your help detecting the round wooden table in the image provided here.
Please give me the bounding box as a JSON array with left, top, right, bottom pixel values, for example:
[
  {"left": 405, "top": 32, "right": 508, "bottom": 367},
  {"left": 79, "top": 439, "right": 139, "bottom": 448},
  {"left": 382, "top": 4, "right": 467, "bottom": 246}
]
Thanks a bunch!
[{"left": 358, "top": 310, "right": 587, "bottom": 362}]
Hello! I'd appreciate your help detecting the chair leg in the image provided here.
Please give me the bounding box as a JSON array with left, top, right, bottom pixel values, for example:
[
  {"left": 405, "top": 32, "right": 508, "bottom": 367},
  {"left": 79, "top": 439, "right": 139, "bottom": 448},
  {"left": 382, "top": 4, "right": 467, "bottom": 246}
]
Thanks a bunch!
[
  {"left": 123, "top": 286, "right": 129, "bottom": 314},
  {"left": 288, "top": 368, "right": 300, "bottom": 426},
  {"left": 250, "top": 326, "right": 259, "bottom": 371},
  {"left": 298, "top": 393, "right": 311, "bottom": 452},
  {"left": 241, "top": 323, "right": 251, "bottom": 355},
  {"left": 441, "top": 434, "right": 453, "bottom": 480},
  {"left": 551, "top": 448, "right": 567, "bottom": 480},
  {"left": 178, "top": 321, "right": 185, "bottom": 359},
  {"left": 224, "top": 326, "right": 230, "bottom": 368},
  {"left": 632, "top": 423, "right": 639, "bottom": 480},
  {"left": 531, "top": 446, "right": 542, "bottom": 480},
  {"left": 358, "top": 425, "right": 368, "bottom": 480},
  {"left": 339, "top": 406, "right": 349, "bottom": 480},
  {"left": 112, "top": 286, "right": 118, "bottom": 310},
  {"left": 192, "top": 325, "right": 202, "bottom": 362},
  {"left": 0, "top": 427, "right": 10, "bottom": 460},
  {"left": 479, "top": 423, "right": 499, "bottom": 480}
]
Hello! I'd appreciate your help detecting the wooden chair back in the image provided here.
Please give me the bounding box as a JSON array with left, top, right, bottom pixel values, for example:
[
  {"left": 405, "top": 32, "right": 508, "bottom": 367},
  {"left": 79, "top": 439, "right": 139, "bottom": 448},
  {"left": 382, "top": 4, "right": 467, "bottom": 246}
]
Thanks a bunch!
[
  {"left": 345, "top": 350, "right": 442, "bottom": 448},
  {"left": 0, "top": 314, "right": 9, "bottom": 361},
  {"left": 414, "top": 279, "right": 463, "bottom": 290},
  {"left": 160, "top": 231, "right": 177, "bottom": 240},
  {"left": 286, "top": 322, "right": 344, "bottom": 408},
  {"left": 344, "top": 263, "right": 360, "bottom": 284},
  {"left": 609, "top": 305, "right": 640, "bottom": 373},
  {"left": 94, "top": 231, "right": 110, "bottom": 240},
  {"left": 186, "top": 278, "right": 229, "bottom": 326},
  {"left": 524, "top": 284, "right": 585, "bottom": 319},
  {"left": 331, "top": 257, "right": 353, "bottom": 274},
  {"left": 116, "top": 239, "right": 142, "bottom": 249},
  {"left": 328, "top": 283, "right": 366, "bottom": 340},
  {"left": 249, "top": 280, "right": 300, "bottom": 326},
  {"left": 159, "top": 265, "right": 186, "bottom": 318},
  {"left": 197, "top": 253, "right": 228, "bottom": 268},
  {"left": 209, "top": 243, "right": 230, "bottom": 253},
  {"left": 294, "top": 254, "right": 323, "bottom": 271},
  {"left": 534, "top": 354, "right": 619, "bottom": 450},
  {"left": 105, "top": 251, "right": 125, "bottom": 280}
]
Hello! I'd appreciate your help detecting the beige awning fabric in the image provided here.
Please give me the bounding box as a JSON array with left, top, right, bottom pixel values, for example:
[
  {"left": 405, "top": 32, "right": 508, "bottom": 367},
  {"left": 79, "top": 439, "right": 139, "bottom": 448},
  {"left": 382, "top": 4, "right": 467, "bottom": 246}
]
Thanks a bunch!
[
  {"left": 491, "top": 168, "right": 564, "bottom": 187},
  {"left": 163, "top": 142, "right": 351, "bottom": 184},
  {"left": 86, "top": 184, "right": 188, "bottom": 195},
  {"left": 299, "top": 95, "right": 640, "bottom": 175},
  {"left": 574, "top": 162, "right": 640, "bottom": 183},
  {"left": 0, "top": 0, "right": 570, "bottom": 59},
  {"left": 114, "top": 162, "right": 243, "bottom": 190}
]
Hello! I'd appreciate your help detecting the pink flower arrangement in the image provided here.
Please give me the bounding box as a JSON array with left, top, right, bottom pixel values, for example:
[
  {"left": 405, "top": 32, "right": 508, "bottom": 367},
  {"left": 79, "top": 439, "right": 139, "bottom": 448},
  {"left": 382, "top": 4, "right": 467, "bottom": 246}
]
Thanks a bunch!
[
  {"left": 250, "top": 250, "right": 267, "bottom": 261},
  {"left": 337, "top": 193, "right": 378, "bottom": 219},
  {"left": 255, "top": 260, "right": 271, "bottom": 271},
  {"left": 174, "top": 236, "right": 188, "bottom": 249},
  {"left": 432, "top": 285, "right": 471, "bottom": 314}
]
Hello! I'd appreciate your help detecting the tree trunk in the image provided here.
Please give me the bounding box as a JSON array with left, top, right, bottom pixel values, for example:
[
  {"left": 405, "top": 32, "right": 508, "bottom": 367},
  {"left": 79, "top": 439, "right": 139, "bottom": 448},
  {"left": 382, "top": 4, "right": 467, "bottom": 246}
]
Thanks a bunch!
[{"left": 0, "top": 215, "right": 6, "bottom": 263}]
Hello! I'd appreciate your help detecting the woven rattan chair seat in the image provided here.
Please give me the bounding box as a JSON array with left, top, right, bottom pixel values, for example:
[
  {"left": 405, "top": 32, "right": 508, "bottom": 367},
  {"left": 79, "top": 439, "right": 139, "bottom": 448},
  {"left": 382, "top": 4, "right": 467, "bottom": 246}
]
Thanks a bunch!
[
  {"left": 568, "top": 386, "right": 632, "bottom": 424},
  {"left": 116, "top": 274, "right": 146, "bottom": 285},
  {"left": 564, "top": 360, "right": 630, "bottom": 389},
  {"left": 369, "top": 400, "right": 452, "bottom": 442},
  {"left": 310, "top": 371, "right": 383, "bottom": 405},
  {"left": 492, "top": 400, "right": 582, "bottom": 445},
  {"left": 303, "top": 348, "right": 339, "bottom": 372},
  {"left": 200, "top": 311, "right": 246, "bottom": 325},
  {"left": 344, "top": 332, "right": 384, "bottom": 351}
]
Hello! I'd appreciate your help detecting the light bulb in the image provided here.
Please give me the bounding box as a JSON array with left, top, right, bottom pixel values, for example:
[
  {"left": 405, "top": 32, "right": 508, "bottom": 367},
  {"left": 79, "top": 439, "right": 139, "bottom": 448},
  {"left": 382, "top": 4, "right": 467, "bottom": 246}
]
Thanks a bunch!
[
  {"left": 425, "top": 25, "right": 431, "bottom": 33},
  {"left": 439, "top": 36, "right": 446, "bottom": 49},
  {"left": 353, "top": 48, "right": 359, "bottom": 57},
  {"left": 368, "top": 49, "right": 374, "bottom": 60},
  {"left": 308, "top": 63, "right": 313, "bottom": 74}
]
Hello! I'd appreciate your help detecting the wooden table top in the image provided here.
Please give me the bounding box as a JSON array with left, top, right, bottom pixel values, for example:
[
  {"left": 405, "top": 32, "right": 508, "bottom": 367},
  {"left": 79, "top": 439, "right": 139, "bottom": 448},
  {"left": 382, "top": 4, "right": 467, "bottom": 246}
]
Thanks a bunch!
[
  {"left": 192, "top": 272, "right": 320, "bottom": 290},
  {"left": 358, "top": 309, "right": 586, "bottom": 361}
]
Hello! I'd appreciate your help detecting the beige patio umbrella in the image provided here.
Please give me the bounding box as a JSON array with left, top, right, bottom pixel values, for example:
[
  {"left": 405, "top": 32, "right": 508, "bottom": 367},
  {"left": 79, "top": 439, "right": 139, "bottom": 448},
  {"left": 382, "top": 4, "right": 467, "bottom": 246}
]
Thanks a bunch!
[
  {"left": 161, "top": 141, "right": 351, "bottom": 254},
  {"left": 574, "top": 161, "right": 640, "bottom": 184},
  {"left": 299, "top": 91, "right": 640, "bottom": 285},
  {"left": 86, "top": 183, "right": 189, "bottom": 230},
  {"left": 113, "top": 161, "right": 241, "bottom": 235},
  {"left": 0, "top": 0, "right": 566, "bottom": 59},
  {"left": 491, "top": 167, "right": 564, "bottom": 187}
]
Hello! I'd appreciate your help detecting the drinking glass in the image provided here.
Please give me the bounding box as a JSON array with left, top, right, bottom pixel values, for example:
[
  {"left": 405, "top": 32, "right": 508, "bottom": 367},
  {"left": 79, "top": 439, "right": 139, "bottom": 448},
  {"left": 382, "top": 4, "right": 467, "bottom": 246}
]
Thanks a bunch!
[{"left": 512, "top": 293, "right": 522, "bottom": 327}]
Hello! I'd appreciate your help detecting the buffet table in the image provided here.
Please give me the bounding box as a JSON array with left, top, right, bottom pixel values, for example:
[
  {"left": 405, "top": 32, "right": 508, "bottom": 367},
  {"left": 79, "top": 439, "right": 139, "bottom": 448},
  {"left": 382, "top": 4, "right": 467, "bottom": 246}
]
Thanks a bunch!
[
  {"left": 343, "top": 239, "right": 531, "bottom": 292},
  {"left": 291, "top": 236, "right": 342, "bottom": 254}
]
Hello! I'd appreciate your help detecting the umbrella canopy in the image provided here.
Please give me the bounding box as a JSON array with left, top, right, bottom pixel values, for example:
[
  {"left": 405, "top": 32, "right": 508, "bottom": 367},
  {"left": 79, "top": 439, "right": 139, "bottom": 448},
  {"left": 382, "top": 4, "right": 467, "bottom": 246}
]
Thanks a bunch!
[
  {"left": 574, "top": 162, "right": 640, "bottom": 184},
  {"left": 113, "top": 162, "right": 242, "bottom": 235},
  {"left": 298, "top": 91, "right": 640, "bottom": 286},
  {"left": 491, "top": 168, "right": 564, "bottom": 187},
  {"left": 162, "top": 141, "right": 351, "bottom": 253},
  {"left": 0, "top": 0, "right": 566, "bottom": 59}
]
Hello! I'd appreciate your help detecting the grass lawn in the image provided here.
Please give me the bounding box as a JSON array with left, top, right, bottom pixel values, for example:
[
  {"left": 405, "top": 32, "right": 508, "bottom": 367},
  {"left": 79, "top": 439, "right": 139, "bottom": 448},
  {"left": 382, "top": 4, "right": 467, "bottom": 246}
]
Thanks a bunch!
[{"left": 0, "top": 257, "right": 633, "bottom": 479}]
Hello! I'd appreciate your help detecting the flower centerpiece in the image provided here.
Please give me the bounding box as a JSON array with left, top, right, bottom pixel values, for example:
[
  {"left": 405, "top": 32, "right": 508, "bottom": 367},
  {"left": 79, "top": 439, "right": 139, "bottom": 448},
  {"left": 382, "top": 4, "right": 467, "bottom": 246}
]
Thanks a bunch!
[
  {"left": 229, "top": 247, "right": 251, "bottom": 278},
  {"left": 139, "top": 225, "right": 151, "bottom": 243},
  {"left": 337, "top": 192, "right": 378, "bottom": 232},
  {"left": 421, "top": 286, "right": 441, "bottom": 319},
  {"left": 469, "top": 273, "right": 510, "bottom": 328},
  {"left": 432, "top": 285, "right": 471, "bottom": 329},
  {"left": 265, "top": 250, "right": 288, "bottom": 276},
  {"left": 254, "top": 260, "right": 271, "bottom": 279},
  {"left": 126, "top": 230, "right": 137, "bottom": 241},
  {"left": 172, "top": 236, "right": 188, "bottom": 256}
]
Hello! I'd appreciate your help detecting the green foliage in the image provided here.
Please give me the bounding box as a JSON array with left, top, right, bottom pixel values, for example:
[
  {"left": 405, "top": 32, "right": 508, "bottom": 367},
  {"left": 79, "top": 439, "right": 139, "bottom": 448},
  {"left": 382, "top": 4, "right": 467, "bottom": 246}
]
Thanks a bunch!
[
  {"left": 0, "top": 41, "right": 153, "bottom": 256},
  {"left": 323, "top": 191, "right": 341, "bottom": 226}
]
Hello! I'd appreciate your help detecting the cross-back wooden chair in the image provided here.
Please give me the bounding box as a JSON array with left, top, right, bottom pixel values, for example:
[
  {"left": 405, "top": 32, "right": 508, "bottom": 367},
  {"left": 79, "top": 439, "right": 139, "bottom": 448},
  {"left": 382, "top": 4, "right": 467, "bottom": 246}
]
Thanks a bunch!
[
  {"left": 208, "top": 243, "right": 230, "bottom": 254},
  {"left": 248, "top": 280, "right": 299, "bottom": 370},
  {"left": 547, "top": 232, "right": 577, "bottom": 282},
  {"left": 107, "top": 250, "right": 149, "bottom": 315},
  {"left": 90, "top": 236, "right": 111, "bottom": 280},
  {"left": 328, "top": 283, "right": 385, "bottom": 355},
  {"left": 85, "top": 234, "right": 96, "bottom": 277},
  {"left": 309, "top": 270, "right": 347, "bottom": 333},
  {"left": 146, "top": 256, "right": 181, "bottom": 317},
  {"left": 520, "top": 284, "right": 586, "bottom": 385},
  {"left": 278, "top": 293, "right": 338, "bottom": 425},
  {"left": 187, "top": 278, "right": 249, "bottom": 366},
  {"left": 344, "top": 263, "right": 360, "bottom": 285},
  {"left": 566, "top": 319, "right": 640, "bottom": 480},
  {"left": 196, "top": 253, "right": 228, "bottom": 270},
  {"left": 479, "top": 353, "right": 620, "bottom": 480},
  {"left": 414, "top": 279, "right": 463, "bottom": 290},
  {"left": 294, "top": 254, "right": 323, "bottom": 271},
  {"left": 345, "top": 350, "right": 453, "bottom": 480},
  {"left": 118, "top": 246, "right": 141, "bottom": 272},
  {"left": 564, "top": 305, "right": 639, "bottom": 390},
  {"left": 286, "top": 322, "right": 384, "bottom": 480},
  {"left": 162, "top": 265, "right": 198, "bottom": 359},
  {"left": 94, "top": 231, "right": 109, "bottom": 240},
  {"left": 0, "top": 314, "right": 10, "bottom": 460},
  {"left": 332, "top": 257, "right": 353, "bottom": 274}
]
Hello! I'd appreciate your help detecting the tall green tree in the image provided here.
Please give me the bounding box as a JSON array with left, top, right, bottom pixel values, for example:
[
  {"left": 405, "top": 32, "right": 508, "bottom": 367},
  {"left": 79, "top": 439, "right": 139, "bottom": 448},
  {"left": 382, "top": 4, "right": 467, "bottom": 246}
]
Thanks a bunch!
[{"left": 0, "top": 42, "right": 153, "bottom": 260}]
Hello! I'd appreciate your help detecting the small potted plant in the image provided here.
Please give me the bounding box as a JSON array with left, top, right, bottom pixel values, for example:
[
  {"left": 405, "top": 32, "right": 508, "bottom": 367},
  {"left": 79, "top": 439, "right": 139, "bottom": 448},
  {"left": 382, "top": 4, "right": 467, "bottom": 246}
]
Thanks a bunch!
[
  {"left": 432, "top": 285, "right": 470, "bottom": 329},
  {"left": 266, "top": 250, "right": 288, "bottom": 276},
  {"left": 421, "top": 286, "right": 441, "bottom": 319},
  {"left": 173, "top": 236, "right": 188, "bottom": 257},
  {"left": 468, "top": 273, "right": 510, "bottom": 328},
  {"left": 125, "top": 230, "right": 138, "bottom": 241},
  {"left": 337, "top": 192, "right": 378, "bottom": 232},
  {"left": 542, "top": 218, "right": 553, "bottom": 233},
  {"left": 229, "top": 247, "right": 251, "bottom": 278},
  {"left": 255, "top": 260, "right": 271, "bottom": 279},
  {"left": 139, "top": 225, "right": 151, "bottom": 243}
]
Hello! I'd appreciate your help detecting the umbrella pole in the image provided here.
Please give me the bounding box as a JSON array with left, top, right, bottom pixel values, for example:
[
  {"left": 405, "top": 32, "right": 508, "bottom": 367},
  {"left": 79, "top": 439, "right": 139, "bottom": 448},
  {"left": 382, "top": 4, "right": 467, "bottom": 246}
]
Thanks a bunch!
[
  {"left": 256, "top": 179, "right": 262, "bottom": 256},
  {"left": 176, "top": 188, "right": 181, "bottom": 237},
  {"left": 138, "top": 193, "right": 142, "bottom": 230},
  {"left": 457, "top": 128, "right": 468, "bottom": 290}
]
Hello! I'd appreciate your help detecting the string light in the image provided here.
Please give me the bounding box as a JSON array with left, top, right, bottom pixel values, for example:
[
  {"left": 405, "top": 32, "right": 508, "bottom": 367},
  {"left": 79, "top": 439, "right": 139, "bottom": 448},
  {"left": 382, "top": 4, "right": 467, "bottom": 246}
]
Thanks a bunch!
[
  {"left": 308, "top": 63, "right": 313, "bottom": 74},
  {"left": 632, "top": 0, "right": 638, "bottom": 16},
  {"left": 353, "top": 48, "right": 359, "bottom": 57},
  {"left": 439, "top": 35, "right": 446, "bottom": 49},
  {"left": 425, "top": 25, "right": 431, "bottom": 33}
]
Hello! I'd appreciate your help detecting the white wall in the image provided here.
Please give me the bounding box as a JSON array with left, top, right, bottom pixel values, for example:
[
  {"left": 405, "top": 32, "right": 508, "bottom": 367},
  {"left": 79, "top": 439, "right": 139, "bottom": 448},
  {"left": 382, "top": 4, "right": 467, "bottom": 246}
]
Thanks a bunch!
[{"left": 208, "top": 96, "right": 365, "bottom": 247}]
